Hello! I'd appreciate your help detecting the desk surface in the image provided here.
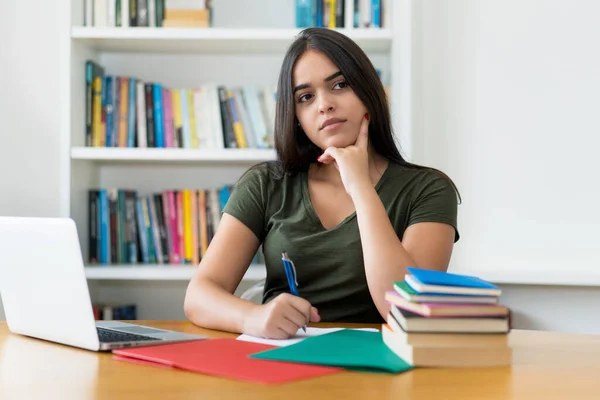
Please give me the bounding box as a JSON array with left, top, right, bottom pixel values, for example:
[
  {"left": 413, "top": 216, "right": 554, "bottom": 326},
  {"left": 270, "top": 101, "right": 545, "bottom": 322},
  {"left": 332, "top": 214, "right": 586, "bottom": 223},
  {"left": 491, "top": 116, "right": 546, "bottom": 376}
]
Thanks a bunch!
[{"left": 2, "top": 321, "right": 600, "bottom": 399}]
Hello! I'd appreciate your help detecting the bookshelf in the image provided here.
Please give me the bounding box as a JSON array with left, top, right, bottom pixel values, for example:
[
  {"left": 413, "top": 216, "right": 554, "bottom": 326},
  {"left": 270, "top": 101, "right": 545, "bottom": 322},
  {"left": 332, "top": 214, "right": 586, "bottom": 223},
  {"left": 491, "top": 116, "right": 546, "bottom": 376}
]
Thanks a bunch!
[
  {"left": 62, "top": 0, "right": 412, "bottom": 318},
  {"left": 71, "top": 27, "right": 393, "bottom": 53},
  {"left": 71, "top": 147, "right": 277, "bottom": 163},
  {"left": 84, "top": 263, "right": 266, "bottom": 281}
]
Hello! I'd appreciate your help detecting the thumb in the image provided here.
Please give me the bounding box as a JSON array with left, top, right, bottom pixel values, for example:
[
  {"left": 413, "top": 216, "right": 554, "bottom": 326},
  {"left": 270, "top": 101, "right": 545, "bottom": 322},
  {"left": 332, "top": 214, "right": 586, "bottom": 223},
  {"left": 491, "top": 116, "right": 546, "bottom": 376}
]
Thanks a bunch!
[{"left": 310, "top": 307, "right": 321, "bottom": 322}]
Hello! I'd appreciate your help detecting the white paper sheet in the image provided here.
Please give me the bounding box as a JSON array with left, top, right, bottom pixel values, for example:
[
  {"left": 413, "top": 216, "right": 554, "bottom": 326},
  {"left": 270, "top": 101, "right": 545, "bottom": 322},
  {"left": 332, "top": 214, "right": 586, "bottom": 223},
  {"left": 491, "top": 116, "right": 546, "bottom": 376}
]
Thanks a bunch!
[{"left": 236, "top": 327, "right": 378, "bottom": 347}]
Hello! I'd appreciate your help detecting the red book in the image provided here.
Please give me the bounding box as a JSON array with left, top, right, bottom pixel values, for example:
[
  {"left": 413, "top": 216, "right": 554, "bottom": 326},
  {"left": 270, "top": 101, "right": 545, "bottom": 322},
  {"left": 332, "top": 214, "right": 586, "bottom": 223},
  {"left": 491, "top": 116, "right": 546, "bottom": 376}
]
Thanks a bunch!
[{"left": 113, "top": 338, "right": 342, "bottom": 384}]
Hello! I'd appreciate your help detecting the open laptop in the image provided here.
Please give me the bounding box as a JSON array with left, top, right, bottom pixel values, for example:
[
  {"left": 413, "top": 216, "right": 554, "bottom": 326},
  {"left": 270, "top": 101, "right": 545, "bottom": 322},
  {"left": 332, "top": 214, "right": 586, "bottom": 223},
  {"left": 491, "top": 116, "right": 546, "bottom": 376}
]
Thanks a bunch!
[{"left": 0, "top": 216, "right": 206, "bottom": 351}]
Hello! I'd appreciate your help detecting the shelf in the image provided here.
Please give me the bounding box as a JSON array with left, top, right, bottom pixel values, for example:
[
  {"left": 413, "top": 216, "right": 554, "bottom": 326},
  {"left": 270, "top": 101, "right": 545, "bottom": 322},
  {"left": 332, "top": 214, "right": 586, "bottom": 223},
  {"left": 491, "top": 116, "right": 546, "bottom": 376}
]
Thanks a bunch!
[
  {"left": 84, "top": 263, "right": 266, "bottom": 281},
  {"left": 71, "top": 147, "right": 277, "bottom": 164},
  {"left": 71, "top": 27, "right": 393, "bottom": 54}
]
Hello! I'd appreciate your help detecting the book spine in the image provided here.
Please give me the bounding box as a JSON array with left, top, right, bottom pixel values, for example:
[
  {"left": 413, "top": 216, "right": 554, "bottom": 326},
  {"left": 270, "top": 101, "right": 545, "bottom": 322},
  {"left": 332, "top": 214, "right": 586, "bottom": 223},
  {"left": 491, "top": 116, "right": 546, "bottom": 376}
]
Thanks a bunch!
[
  {"left": 336, "top": 0, "right": 345, "bottom": 27},
  {"left": 154, "top": 194, "right": 169, "bottom": 263},
  {"left": 168, "top": 191, "right": 180, "bottom": 264},
  {"left": 152, "top": 84, "right": 164, "bottom": 148},
  {"left": 127, "top": 78, "right": 136, "bottom": 148},
  {"left": 119, "top": 77, "right": 129, "bottom": 147},
  {"left": 144, "top": 83, "right": 155, "bottom": 147},
  {"left": 190, "top": 190, "right": 199, "bottom": 265},
  {"left": 176, "top": 191, "right": 185, "bottom": 263},
  {"left": 147, "top": 195, "right": 164, "bottom": 264},
  {"left": 135, "top": 198, "right": 150, "bottom": 263},
  {"left": 217, "top": 86, "right": 237, "bottom": 148},
  {"left": 188, "top": 89, "right": 199, "bottom": 148},
  {"left": 371, "top": 0, "right": 380, "bottom": 28},
  {"left": 104, "top": 76, "right": 114, "bottom": 147},
  {"left": 130, "top": 0, "right": 138, "bottom": 26},
  {"left": 180, "top": 89, "right": 191, "bottom": 148},
  {"left": 161, "top": 192, "right": 174, "bottom": 264},
  {"left": 136, "top": 81, "right": 147, "bottom": 147},
  {"left": 89, "top": 190, "right": 99, "bottom": 263}
]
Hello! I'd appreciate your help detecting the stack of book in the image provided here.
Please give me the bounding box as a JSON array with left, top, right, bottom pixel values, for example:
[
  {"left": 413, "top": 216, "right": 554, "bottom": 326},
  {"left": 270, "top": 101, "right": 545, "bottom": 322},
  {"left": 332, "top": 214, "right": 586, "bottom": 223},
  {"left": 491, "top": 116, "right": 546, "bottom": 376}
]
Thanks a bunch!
[{"left": 382, "top": 267, "right": 512, "bottom": 367}]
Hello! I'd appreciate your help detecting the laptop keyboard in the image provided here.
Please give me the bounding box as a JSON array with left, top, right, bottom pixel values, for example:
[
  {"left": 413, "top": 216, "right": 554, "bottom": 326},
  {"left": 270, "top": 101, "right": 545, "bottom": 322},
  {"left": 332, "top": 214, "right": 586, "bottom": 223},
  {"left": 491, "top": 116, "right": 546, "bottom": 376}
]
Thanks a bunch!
[{"left": 97, "top": 327, "right": 161, "bottom": 343}]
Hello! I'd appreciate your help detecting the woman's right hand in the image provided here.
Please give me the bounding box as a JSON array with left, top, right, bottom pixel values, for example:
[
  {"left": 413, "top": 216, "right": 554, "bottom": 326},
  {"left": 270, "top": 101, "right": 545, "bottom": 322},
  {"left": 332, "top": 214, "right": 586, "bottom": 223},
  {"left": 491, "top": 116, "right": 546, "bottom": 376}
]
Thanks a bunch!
[{"left": 243, "top": 293, "right": 321, "bottom": 339}]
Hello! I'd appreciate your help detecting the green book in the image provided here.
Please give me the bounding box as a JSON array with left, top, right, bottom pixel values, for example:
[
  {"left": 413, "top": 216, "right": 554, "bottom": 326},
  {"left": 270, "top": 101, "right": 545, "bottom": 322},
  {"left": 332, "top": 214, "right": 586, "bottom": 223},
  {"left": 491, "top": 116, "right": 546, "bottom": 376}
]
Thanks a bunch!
[
  {"left": 394, "top": 281, "right": 498, "bottom": 304},
  {"left": 250, "top": 329, "right": 412, "bottom": 373}
]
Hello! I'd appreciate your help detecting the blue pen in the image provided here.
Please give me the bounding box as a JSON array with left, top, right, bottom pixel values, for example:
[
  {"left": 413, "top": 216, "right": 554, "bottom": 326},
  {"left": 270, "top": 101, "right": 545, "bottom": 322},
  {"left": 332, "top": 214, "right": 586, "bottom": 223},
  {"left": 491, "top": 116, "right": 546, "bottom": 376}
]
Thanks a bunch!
[{"left": 281, "top": 252, "right": 307, "bottom": 333}]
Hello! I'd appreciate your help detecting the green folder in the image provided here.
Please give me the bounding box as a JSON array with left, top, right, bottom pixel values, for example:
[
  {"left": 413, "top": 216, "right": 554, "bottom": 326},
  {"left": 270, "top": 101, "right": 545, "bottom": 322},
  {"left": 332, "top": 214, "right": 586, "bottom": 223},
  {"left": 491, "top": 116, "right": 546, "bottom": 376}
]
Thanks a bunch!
[{"left": 250, "top": 329, "right": 413, "bottom": 373}]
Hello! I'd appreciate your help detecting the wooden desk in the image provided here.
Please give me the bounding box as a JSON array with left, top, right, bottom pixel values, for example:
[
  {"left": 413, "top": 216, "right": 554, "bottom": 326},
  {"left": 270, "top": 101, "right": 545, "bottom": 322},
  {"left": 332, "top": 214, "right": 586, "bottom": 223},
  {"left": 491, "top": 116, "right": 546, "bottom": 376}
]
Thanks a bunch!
[{"left": 2, "top": 321, "right": 600, "bottom": 399}]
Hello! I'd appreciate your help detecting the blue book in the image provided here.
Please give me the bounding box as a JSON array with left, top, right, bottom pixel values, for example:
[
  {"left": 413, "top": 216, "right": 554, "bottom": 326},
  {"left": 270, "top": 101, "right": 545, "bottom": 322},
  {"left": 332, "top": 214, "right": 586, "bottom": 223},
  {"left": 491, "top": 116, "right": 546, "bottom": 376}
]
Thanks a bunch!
[
  {"left": 405, "top": 268, "right": 502, "bottom": 296},
  {"left": 295, "top": 0, "right": 314, "bottom": 28},
  {"left": 127, "top": 78, "right": 136, "bottom": 147},
  {"left": 104, "top": 76, "right": 114, "bottom": 147},
  {"left": 371, "top": 0, "right": 381, "bottom": 28},
  {"left": 152, "top": 84, "right": 165, "bottom": 148},
  {"left": 98, "top": 189, "right": 109, "bottom": 265}
]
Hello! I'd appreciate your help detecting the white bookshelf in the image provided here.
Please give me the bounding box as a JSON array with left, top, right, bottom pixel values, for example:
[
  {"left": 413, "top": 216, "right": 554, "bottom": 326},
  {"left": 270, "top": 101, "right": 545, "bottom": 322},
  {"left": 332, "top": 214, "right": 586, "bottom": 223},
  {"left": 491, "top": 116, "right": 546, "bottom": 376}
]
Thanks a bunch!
[
  {"left": 85, "top": 263, "right": 266, "bottom": 281},
  {"left": 71, "top": 147, "right": 277, "bottom": 163},
  {"left": 71, "top": 27, "right": 393, "bottom": 53},
  {"left": 61, "top": 0, "right": 412, "bottom": 317}
]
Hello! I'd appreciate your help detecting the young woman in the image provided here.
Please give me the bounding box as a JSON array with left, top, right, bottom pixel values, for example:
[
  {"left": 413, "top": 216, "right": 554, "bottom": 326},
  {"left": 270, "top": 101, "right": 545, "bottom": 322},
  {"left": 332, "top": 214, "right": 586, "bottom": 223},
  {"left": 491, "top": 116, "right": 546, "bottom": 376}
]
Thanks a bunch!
[{"left": 184, "top": 28, "right": 460, "bottom": 339}]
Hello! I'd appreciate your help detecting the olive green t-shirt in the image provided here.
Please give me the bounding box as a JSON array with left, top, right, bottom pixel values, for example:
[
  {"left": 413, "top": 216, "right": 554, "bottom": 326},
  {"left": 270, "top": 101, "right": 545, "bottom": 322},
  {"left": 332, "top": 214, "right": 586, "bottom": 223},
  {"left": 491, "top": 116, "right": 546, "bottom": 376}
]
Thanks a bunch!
[{"left": 223, "top": 161, "right": 459, "bottom": 323}]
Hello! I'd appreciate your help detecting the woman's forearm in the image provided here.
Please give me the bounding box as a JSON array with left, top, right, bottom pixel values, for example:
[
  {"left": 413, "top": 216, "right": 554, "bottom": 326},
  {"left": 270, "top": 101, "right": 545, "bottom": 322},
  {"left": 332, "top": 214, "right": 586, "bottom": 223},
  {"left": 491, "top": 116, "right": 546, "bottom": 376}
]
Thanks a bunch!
[
  {"left": 352, "top": 185, "right": 417, "bottom": 319},
  {"left": 184, "top": 279, "right": 259, "bottom": 333}
]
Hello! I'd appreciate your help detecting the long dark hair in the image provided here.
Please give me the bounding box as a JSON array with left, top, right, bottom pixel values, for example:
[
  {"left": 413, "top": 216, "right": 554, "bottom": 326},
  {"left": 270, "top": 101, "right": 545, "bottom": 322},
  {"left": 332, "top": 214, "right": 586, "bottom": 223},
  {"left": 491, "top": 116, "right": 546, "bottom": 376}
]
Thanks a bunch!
[{"left": 250, "top": 28, "right": 460, "bottom": 202}]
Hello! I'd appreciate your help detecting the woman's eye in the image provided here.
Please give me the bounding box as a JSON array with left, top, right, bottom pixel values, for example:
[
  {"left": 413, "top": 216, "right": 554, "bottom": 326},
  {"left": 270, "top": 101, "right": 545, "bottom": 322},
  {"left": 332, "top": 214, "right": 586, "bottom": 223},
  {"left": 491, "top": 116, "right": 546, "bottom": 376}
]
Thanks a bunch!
[
  {"left": 298, "top": 93, "right": 312, "bottom": 103},
  {"left": 333, "top": 81, "right": 348, "bottom": 90}
]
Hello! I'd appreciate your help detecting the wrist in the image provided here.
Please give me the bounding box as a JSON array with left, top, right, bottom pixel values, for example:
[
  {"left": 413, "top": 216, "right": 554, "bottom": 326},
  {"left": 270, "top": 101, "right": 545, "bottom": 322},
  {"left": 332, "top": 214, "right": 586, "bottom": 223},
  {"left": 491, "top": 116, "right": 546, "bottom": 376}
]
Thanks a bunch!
[
  {"left": 349, "top": 181, "right": 376, "bottom": 202},
  {"left": 239, "top": 302, "right": 261, "bottom": 334}
]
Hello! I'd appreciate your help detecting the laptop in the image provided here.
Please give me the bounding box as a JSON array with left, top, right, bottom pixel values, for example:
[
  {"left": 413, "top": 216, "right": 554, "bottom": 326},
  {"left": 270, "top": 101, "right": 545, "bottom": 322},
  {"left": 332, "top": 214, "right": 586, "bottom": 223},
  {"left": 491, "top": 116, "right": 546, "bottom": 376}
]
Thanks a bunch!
[{"left": 0, "top": 216, "right": 206, "bottom": 351}]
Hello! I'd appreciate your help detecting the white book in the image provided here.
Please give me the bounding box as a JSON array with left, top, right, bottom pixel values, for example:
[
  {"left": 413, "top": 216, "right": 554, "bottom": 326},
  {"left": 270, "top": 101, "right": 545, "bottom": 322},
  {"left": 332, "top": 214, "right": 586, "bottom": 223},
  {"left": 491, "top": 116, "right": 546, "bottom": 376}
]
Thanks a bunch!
[
  {"left": 241, "top": 86, "right": 268, "bottom": 148},
  {"left": 149, "top": 0, "right": 156, "bottom": 27},
  {"left": 344, "top": 0, "right": 354, "bottom": 29},
  {"left": 136, "top": 81, "right": 147, "bottom": 148},
  {"left": 84, "top": 0, "right": 94, "bottom": 26},
  {"left": 199, "top": 87, "right": 214, "bottom": 148},
  {"left": 166, "top": 0, "right": 206, "bottom": 9},
  {"left": 234, "top": 89, "right": 256, "bottom": 149},
  {"left": 360, "top": 0, "right": 371, "bottom": 28},
  {"left": 383, "top": 0, "right": 391, "bottom": 29},
  {"left": 94, "top": 0, "right": 108, "bottom": 27},
  {"left": 204, "top": 84, "right": 224, "bottom": 149},
  {"left": 192, "top": 89, "right": 209, "bottom": 149},
  {"left": 179, "top": 89, "right": 191, "bottom": 148},
  {"left": 107, "top": 0, "right": 116, "bottom": 27},
  {"left": 121, "top": 0, "right": 130, "bottom": 27},
  {"left": 260, "top": 85, "right": 276, "bottom": 148}
]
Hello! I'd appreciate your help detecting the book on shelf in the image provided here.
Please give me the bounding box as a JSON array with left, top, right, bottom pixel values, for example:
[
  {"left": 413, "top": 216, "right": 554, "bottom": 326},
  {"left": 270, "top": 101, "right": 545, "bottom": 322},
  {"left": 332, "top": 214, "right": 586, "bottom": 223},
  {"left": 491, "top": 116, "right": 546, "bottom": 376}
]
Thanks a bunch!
[
  {"left": 88, "top": 186, "right": 264, "bottom": 266},
  {"left": 295, "top": 0, "right": 390, "bottom": 29},
  {"left": 85, "top": 60, "right": 276, "bottom": 150},
  {"left": 382, "top": 268, "right": 512, "bottom": 367},
  {"left": 84, "top": 0, "right": 213, "bottom": 28}
]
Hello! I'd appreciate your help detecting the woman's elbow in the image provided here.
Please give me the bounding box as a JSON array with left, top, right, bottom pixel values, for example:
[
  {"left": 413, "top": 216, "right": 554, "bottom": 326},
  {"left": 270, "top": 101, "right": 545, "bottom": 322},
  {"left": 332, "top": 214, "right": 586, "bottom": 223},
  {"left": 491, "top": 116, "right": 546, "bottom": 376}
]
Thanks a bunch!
[{"left": 183, "top": 279, "right": 204, "bottom": 325}]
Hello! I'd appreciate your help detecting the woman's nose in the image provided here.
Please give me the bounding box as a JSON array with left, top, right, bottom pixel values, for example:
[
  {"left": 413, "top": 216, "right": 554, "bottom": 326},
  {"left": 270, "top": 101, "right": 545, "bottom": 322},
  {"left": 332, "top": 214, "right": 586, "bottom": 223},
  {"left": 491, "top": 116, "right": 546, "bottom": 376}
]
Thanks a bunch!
[{"left": 317, "top": 93, "right": 335, "bottom": 114}]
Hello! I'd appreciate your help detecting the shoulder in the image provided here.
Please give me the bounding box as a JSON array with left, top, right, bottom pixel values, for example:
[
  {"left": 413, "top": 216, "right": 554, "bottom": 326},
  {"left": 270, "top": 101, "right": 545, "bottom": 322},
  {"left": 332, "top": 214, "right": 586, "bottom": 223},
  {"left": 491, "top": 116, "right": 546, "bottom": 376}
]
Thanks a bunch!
[
  {"left": 383, "top": 162, "right": 458, "bottom": 199},
  {"left": 235, "top": 161, "right": 283, "bottom": 190}
]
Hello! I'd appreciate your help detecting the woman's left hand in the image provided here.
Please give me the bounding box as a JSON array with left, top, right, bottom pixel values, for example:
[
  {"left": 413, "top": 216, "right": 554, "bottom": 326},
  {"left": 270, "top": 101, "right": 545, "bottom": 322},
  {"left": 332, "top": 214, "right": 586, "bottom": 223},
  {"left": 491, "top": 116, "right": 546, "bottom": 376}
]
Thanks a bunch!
[{"left": 317, "top": 114, "right": 371, "bottom": 198}]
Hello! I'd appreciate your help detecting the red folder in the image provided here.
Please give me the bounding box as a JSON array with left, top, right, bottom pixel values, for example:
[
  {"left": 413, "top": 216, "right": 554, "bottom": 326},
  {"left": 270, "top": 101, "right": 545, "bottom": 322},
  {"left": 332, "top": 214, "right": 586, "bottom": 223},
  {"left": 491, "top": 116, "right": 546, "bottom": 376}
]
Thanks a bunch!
[{"left": 112, "top": 338, "right": 342, "bottom": 384}]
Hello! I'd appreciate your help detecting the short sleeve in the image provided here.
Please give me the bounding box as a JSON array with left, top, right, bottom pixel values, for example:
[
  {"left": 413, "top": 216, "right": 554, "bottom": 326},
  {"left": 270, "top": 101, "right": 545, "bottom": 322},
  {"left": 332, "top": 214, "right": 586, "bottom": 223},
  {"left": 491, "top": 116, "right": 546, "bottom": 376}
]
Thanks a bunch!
[
  {"left": 222, "top": 165, "right": 270, "bottom": 242},
  {"left": 407, "top": 171, "right": 460, "bottom": 242}
]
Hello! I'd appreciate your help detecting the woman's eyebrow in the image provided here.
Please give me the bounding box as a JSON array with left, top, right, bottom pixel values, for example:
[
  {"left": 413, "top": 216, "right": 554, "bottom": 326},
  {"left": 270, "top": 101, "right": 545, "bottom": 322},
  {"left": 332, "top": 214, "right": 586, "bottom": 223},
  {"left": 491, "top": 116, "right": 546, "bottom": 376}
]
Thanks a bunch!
[{"left": 293, "top": 71, "right": 343, "bottom": 93}]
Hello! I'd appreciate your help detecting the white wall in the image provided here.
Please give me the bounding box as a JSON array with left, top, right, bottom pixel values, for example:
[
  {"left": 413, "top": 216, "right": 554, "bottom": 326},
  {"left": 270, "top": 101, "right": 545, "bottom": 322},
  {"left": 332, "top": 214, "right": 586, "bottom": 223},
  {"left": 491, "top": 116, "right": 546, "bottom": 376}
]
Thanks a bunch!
[
  {"left": 412, "top": 0, "right": 600, "bottom": 333},
  {"left": 2, "top": 0, "right": 600, "bottom": 334},
  {"left": 0, "top": 0, "right": 65, "bottom": 321}
]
